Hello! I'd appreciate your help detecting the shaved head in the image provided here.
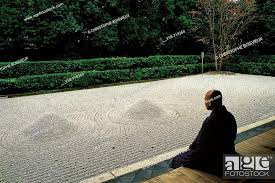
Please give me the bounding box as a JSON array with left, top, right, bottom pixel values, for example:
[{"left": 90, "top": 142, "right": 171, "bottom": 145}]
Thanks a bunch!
[
  {"left": 205, "top": 90, "right": 214, "bottom": 100},
  {"left": 204, "top": 90, "right": 222, "bottom": 110}
]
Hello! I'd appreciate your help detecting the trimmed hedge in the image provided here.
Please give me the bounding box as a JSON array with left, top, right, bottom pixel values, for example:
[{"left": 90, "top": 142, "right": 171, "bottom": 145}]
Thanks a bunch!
[
  {"left": 0, "top": 55, "right": 199, "bottom": 79},
  {"left": 0, "top": 79, "right": 15, "bottom": 95},
  {"left": 0, "top": 55, "right": 274, "bottom": 95},
  {"left": 203, "top": 55, "right": 275, "bottom": 64},
  {"left": 225, "top": 55, "right": 275, "bottom": 64},
  {"left": 1, "top": 55, "right": 273, "bottom": 79},
  {"left": 0, "top": 63, "right": 212, "bottom": 94},
  {"left": 224, "top": 62, "right": 275, "bottom": 76},
  {"left": 15, "top": 69, "right": 131, "bottom": 93},
  {"left": 202, "top": 55, "right": 275, "bottom": 76},
  {"left": 133, "top": 63, "right": 214, "bottom": 80}
]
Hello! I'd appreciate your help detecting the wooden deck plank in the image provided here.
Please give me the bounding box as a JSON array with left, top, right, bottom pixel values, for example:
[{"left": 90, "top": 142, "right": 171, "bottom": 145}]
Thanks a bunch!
[
  {"left": 143, "top": 128, "right": 275, "bottom": 183},
  {"left": 149, "top": 169, "right": 195, "bottom": 183},
  {"left": 236, "top": 128, "right": 275, "bottom": 155},
  {"left": 177, "top": 168, "right": 223, "bottom": 183}
]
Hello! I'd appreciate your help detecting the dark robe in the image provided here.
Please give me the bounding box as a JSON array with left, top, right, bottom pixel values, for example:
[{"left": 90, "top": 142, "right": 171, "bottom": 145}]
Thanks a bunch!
[{"left": 170, "top": 105, "right": 237, "bottom": 176}]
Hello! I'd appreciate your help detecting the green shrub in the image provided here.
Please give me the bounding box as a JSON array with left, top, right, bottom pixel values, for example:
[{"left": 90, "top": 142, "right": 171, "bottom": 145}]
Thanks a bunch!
[
  {"left": 0, "top": 55, "right": 199, "bottom": 79},
  {"left": 0, "top": 63, "right": 214, "bottom": 94},
  {"left": 14, "top": 69, "right": 131, "bottom": 93},
  {"left": 0, "top": 79, "right": 16, "bottom": 95},
  {"left": 1, "top": 54, "right": 273, "bottom": 95},
  {"left": 228, "top": 55, "right": 275, "bottom": 64},
  {"left": 133, "top": 68, "right": 143, "bottom": 80},
  {"left": 134, "top": 63, "right": 214, "bottom": 80},
  {"left": 203, "top": 55, "right": 275, "bottom": 75},
  {"left": 224, "top": 62, "right": 275, "bottom": 76},
  {"left": 204, "top": 55, "right": 275, "bottom": 64}
]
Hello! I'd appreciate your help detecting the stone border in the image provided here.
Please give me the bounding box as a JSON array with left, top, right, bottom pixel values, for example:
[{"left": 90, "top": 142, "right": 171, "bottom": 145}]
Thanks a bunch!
[
  {"left": 81, "top": 116, "right": 275, "bottom": 183},
  {"left": 236, "top": 116, "right": 275, "bottom": 143}
]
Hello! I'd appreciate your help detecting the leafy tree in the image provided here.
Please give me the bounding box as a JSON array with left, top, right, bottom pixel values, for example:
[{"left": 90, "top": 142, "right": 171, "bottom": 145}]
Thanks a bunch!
[
  {"left": 193, "top": 0, "right": 256, "bottom": 71},
  {"left": 1, "top": 0, "right": 273, "bottom": 60}
]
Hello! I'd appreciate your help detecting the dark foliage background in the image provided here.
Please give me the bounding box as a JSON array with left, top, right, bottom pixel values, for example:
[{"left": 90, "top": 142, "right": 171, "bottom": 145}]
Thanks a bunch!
[{"left": 0, "top": 0, "right": 274, "bottom": 61}]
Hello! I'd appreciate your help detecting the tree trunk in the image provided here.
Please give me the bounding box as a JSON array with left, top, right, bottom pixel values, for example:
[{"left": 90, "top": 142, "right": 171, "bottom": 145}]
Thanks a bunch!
[
  {"left": 219, "top": 58, "right": 224, "bottom": 71},
  {"left": 211, "top": 3, "right": 218, "bottom": 71}
]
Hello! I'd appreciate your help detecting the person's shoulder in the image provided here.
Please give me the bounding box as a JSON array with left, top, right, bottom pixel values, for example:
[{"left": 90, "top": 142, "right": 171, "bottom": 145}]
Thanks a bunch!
[
  {"left": 225, "top": 111, "right": 237, "bottom": 128},
  {"left": 223, "top": 106, "right": 235, "bottom": 118},
  {"left": 226, "top": 110, "right": 236, "bottom": 120},
  {"left": 207, "top": 113, "right": 219, "bottom": 124}
]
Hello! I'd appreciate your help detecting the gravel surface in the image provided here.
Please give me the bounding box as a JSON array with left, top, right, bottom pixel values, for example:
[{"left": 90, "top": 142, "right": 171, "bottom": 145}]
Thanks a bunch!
[{"left": 0, "top": 73, "right": 275, "bottom": 183}]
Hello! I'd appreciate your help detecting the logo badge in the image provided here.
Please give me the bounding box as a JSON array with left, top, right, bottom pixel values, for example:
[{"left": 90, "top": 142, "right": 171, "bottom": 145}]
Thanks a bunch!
[{"left": 223, "top": 155, "right": 274, "bottom": 179}]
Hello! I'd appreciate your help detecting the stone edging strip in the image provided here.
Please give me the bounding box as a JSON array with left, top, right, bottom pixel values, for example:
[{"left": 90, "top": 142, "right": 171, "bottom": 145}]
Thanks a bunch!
[
  {"left": 236, "top": 116, "right": 275, "bottom": 143},
  {"left": 80, "top": 116, "right": 275, "bottom": 183}
]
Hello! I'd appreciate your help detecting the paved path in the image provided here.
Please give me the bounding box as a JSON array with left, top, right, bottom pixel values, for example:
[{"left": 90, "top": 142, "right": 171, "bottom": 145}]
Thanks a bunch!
[{"left": 0, "top": 73, "right": 275, "bottom": 183}]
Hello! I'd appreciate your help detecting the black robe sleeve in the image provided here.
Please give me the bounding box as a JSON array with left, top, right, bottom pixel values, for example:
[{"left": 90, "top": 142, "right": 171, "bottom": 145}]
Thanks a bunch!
[
  {"left": 195, "top": 117, "right": 218, "bottom": 153},
  {"left": 189, "top": 110, "right": 237, "bottom": 155},
  {"left": 189, "top": 116, "right": 219, "bottom": 154}
]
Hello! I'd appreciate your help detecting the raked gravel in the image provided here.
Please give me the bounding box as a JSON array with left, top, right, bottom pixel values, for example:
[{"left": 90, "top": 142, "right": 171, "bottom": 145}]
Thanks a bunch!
[{"left": 0, "top": 73, "right": 275, "bottom": 183}]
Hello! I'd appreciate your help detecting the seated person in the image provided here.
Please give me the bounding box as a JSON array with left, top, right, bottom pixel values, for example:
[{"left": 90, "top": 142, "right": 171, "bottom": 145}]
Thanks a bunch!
[{"left": 170, "top": 90, "right": 238, "bottom": 176}]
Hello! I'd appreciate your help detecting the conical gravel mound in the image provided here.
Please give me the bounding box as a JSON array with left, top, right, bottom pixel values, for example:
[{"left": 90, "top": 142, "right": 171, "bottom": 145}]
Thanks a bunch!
[
  {"left": 125, "top": 99, "right": 166, "bottom": 121},
  {"left": 22, "top": 114, "right": 78, "bottom": 142}
]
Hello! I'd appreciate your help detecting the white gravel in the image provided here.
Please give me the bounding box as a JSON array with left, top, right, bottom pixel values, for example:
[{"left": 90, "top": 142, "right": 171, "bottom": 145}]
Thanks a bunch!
[{"left": 0, "top": 73, "right": 274, "bottom": 183}]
